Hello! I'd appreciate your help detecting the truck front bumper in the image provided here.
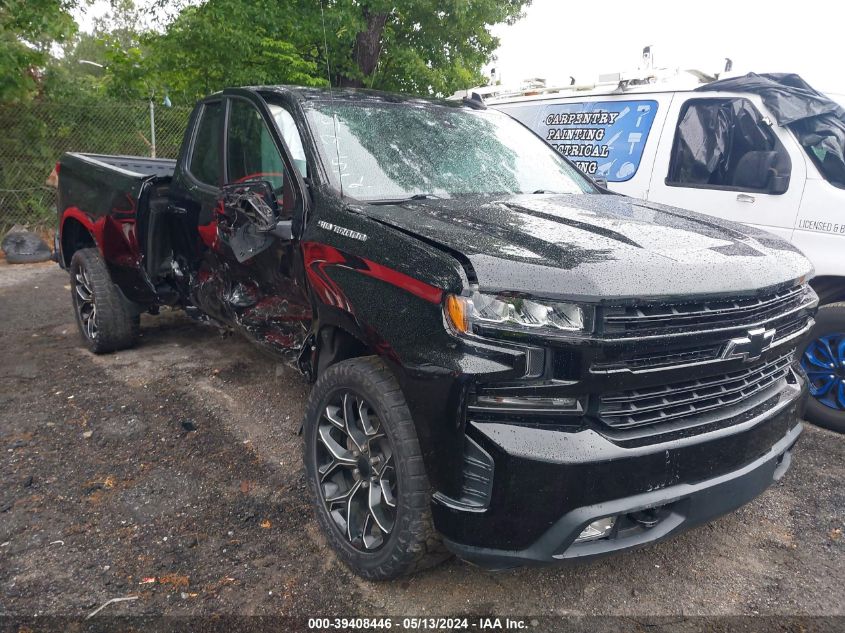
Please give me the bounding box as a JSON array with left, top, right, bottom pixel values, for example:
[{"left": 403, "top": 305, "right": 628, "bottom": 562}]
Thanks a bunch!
[{"left": 432, "top": 378, "right": 806, "bottom": 569}]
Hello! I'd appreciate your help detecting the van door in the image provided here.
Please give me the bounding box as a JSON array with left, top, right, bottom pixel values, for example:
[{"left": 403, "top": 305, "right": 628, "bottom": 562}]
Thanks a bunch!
[{"left": 647, "top": 93, "right": 806, "bottom": 240}]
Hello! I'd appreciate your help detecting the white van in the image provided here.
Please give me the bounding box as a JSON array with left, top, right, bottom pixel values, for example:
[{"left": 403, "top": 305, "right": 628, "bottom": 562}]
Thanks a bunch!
[{"left": 477, "top": 72, "right": 845, "bottom": 432}]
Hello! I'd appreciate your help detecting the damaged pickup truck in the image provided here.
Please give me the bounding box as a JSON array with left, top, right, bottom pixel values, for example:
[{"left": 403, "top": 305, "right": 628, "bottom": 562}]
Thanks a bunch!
[{"left": 56, "top": 86, "right": 817, "bottom": 579}]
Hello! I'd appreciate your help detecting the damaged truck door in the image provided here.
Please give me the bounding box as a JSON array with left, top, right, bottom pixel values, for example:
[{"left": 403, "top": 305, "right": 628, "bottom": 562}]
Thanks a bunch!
[{"left": 198, "top": 93, "right": 312, "bottom": 353}]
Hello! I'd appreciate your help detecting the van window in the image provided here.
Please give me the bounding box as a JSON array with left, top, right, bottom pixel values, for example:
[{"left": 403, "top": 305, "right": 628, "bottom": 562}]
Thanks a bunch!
[
  {"left": 226, "top": 99, "right": 286, "bottom": 191},
  {"left": 495, "top": 99, "right": 659, "bottom": 182},
  {"left": 666, "top": 98, "right": 791, "bottom": 193},
  {"left": 189, "top": 101, "right": 223, "bottom": 186}
]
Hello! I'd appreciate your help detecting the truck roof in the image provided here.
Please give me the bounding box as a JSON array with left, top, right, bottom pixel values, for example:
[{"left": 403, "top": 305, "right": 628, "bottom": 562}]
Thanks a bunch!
[{"left": 244, "top": 85, "right": 474, "bottom": 110}]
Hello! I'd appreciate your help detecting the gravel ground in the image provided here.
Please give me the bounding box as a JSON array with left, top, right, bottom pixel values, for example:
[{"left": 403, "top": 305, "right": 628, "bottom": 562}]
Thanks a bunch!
[{"left": 0, "top": 262, "right": 843, "bottom": 622}]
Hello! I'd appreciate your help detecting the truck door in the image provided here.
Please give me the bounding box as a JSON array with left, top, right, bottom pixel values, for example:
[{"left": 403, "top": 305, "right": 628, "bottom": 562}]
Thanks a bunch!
[
  {"left": 647, "top": 94, "right": 806, "bottom": 240},
  {"left": 213, "top": 93, "right": 312, "bottom": 353},
  {"left": 169, "top": 98, "right": 225, "bottom": 272}
]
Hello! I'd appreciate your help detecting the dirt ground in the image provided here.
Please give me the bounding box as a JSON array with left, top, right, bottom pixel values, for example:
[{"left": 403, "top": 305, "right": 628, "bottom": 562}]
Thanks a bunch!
[{"left": 1, "top": 262, "right": 843, "bottom": 621}]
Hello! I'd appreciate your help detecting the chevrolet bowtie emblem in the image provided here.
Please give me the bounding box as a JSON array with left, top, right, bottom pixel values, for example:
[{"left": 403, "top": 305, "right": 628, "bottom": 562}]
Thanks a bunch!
[{"left": 722, "top": 327, "right": 776, "bottom": 362}]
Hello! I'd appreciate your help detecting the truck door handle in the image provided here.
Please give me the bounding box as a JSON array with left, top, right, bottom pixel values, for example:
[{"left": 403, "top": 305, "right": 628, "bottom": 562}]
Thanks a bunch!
[{"left": 736, "top": 193, "right": 756, "bottom": 204}]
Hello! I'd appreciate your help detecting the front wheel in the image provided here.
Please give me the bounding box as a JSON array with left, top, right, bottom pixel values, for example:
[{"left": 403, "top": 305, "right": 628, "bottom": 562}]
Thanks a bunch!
[
  {"left": 302, "top": 356, "right": 448, "bottom": 580},
  {"left": 800, "top": 302, "right": 845, "bottom": 433},
  {"left": 70, "top": 248, "right": 139, "bottom": 354}
]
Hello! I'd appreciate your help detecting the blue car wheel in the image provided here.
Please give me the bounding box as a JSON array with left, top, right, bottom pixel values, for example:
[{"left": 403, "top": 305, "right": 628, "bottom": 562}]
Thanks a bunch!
[{"left": 800, "top": 303, "right": 845, "bottom": 433}]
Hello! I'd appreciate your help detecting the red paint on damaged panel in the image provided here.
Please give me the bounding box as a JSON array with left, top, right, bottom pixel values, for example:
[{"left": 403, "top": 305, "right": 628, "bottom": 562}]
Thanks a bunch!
[
  {"left": 61, "top": 206, "right": 142, "bottom": 268},
  {"left": 301, "top": 241, "right": 443, "bottom": 306},
  {"left": 197, "top": 221, "right": 219, "bottom": 250}
]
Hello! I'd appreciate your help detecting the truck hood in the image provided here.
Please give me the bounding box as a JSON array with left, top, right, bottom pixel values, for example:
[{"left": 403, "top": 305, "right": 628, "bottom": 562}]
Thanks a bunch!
[{"left": 356, "top": 193, "right": 812, "bottom": 301}]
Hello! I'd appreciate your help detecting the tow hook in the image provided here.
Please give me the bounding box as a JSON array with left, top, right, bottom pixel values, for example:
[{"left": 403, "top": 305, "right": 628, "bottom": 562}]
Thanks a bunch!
[{"left": 628, "top": 508, "right": 661, "bottom": 528}]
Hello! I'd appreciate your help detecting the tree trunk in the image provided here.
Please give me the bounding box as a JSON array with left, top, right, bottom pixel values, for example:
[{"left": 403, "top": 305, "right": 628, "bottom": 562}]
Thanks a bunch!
[{"left": 339, "top": 8, "right": 387, "bottom": 87}]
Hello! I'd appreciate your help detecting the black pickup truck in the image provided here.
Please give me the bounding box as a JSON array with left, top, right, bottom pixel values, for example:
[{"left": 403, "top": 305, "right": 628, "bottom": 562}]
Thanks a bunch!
[{"left": 56, "top": 86, "right": 817, "bottom": 579}]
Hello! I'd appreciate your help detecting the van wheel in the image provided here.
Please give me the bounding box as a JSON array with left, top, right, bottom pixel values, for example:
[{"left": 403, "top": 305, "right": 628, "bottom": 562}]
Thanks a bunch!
[
  {"left": 70, "top": 248, "right": 139, "bottom": 354},
  {"left": 800, "top": 302, "right": 845, "bottom": 433},
  {"left": 303, "top": 356, "right": 448, "bottom": 580}
]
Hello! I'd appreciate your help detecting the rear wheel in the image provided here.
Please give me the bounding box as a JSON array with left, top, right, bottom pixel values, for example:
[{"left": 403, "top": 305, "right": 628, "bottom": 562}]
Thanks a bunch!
[
  {"left": 70, "top": 248, "right": 139, "bottom": 354},
  {"left": 302, "top": 356, "right": 448, "bottom": 580},
  {"left": 800, "top": 302, "right": 845, "bottom": 433}
]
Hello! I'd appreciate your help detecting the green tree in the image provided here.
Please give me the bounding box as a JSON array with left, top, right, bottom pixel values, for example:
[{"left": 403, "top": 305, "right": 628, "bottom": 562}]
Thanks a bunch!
[
  {"left": 315, "top": 0, "right": 529, "bottom": 95},
  {"left": 109, "top": 0, "right": 327, "bottom": 104},
  {"left": 0, "top": 0, "right": 77, "bottom": 100},
  {"left": 137, "top": 0, "right": 529, "bottom": 102}
]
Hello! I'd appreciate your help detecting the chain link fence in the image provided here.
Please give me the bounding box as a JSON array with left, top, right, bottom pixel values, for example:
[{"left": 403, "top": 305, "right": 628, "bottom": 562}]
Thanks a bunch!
[{"left": 0, "top": 101, "right": 192, "bottom": 234}]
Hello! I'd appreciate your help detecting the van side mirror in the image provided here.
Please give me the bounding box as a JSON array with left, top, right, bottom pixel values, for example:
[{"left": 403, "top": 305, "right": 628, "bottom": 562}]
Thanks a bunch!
[
  {"left": 768, "top": 173, "right": 789, "bottom": 194},
  {"left": 732, "top": 151, "right": 791, "bottom": 194},
  {"left": 593, "top": 176, "right": 609, "bottom": 189}
]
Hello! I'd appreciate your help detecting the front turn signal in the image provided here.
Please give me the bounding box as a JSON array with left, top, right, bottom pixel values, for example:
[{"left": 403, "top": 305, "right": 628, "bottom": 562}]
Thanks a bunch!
[{"left": 445, "top": 294, "right": 469, "bottom": 334}]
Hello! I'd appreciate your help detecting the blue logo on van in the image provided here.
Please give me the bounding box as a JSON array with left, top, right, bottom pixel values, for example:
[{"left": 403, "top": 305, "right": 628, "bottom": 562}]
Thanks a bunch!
[{"left": 497, "top": 100, "right": 659, "bottom": 182}]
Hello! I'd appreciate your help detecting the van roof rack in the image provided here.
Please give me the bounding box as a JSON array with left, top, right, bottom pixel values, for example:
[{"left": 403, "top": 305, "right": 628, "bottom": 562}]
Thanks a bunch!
[
  {"left": 451, "top": 47, "right": 735, "bottom": 104},
  {"left": 451, "top": 68, "right": 721, "bottom": 104}
]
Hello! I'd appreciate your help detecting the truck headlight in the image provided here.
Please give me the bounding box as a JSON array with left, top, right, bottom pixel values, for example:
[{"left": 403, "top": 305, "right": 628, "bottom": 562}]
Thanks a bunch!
[{"left": 445, "top": 292, "right": 587, "bottom": 335}]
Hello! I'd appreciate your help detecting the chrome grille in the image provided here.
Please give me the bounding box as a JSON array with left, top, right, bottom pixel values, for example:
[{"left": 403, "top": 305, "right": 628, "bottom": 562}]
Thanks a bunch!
[
  {"left": 602, "top": 284, "right": 810, "bottom": 337},
  {"left": 598, "top": 351, "right": 795, "bottom": 429}
]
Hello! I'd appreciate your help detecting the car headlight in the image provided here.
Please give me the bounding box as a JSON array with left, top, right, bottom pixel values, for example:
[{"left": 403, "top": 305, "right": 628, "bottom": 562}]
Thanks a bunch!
[{"left": 445, "top": 292, "right": 587, "bottom": 335}]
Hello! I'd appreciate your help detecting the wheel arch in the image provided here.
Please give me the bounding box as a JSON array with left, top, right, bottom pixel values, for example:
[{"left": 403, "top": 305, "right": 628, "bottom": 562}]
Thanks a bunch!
[
  {"left": 313, "top": 323, "right": 373, "bottom": 379},
  {"left": 60, "top": 214, "right": 97, "bottom": 268}
]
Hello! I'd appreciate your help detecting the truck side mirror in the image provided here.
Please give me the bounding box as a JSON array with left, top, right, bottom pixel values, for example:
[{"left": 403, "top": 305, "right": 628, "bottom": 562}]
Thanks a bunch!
[{"left": 219, "top": 181, "right": 279, "bottom": 232}]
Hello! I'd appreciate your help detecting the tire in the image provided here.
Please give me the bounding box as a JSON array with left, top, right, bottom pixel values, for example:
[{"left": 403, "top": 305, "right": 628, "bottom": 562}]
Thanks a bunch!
[
  {"left": 799, "top": 302, "right": 845, "bottom": 433},
  {"left": 302, "top": 356, "right": 448, "bottom": 580},
  {"left": 69, "top": 248, "right": 139, "bottom": 354}
]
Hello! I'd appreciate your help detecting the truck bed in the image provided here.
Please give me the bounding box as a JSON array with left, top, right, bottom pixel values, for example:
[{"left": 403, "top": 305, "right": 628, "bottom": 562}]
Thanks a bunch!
[
  {"left": 57, "top": 152, "right": 175, "bottom": 219},
  {"left": 68, "top": 153, "right": 176, "bottom": 179},
  {"left": 57, "top": 151, "right": 179, "bottom": 302}
]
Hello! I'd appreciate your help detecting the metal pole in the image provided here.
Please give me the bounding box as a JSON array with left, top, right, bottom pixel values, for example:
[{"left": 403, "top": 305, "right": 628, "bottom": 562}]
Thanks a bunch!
[{"left": 149, "top": 99, "right": 156, "bottom": 158}]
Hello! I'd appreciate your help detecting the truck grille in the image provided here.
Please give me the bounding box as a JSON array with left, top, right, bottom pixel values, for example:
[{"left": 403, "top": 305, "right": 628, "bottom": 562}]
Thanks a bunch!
[
  {"left": 598, "top": 350, "right": 795, "bottom": 429},
  {"left": 602, "top": 284, "right": 809, "bottom": 338},
  {"left": 592, "top": 309, "right": 811, "bottom": 374}
]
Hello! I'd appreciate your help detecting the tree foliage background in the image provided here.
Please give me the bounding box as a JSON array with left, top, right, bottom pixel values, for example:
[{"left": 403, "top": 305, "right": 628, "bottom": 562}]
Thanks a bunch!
[
  {"left": 2, "top": 0, "right": 531, "bottom": 106},
  {"left": 0, "top": 0, "right": 529, "bottom": 230}
]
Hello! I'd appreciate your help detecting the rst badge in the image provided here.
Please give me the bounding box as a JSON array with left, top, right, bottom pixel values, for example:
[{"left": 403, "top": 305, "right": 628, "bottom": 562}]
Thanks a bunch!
[{"left": 722, "top": 327, "right": 776, "bottom": 362}]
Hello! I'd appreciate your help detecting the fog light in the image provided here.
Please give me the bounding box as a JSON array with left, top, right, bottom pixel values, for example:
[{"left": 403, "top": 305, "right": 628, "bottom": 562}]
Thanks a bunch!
[{"left": 576, "top": 516, "right": 616, "bottom": 542}]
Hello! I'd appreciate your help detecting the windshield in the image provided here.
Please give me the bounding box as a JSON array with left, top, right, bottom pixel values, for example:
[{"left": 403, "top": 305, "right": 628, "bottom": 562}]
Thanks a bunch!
[{"left": 304, "top": 100, "right": 595, "bottom": 201}]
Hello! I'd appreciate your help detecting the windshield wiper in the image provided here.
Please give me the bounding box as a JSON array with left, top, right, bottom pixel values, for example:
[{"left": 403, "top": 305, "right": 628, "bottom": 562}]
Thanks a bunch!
[
  {"left": 531, "top": 189, "right": 565, "bottom": 194},
  {"left": 367, "top": 193, "right": 442, "bottom": 206}
]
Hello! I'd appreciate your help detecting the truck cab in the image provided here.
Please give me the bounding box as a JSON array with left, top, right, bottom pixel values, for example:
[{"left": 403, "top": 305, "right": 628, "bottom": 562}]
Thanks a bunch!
[{"left": 485, "top": 71, "right": 845, "bottom": 432}]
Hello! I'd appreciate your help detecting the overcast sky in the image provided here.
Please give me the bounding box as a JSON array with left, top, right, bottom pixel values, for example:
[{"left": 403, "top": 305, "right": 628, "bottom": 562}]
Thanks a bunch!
[
  {"left": 490, "top": 0, "right": 845, "bottom": 96},
  {"left": 76, "top": 0, "right": 845, "bottom": 96}
]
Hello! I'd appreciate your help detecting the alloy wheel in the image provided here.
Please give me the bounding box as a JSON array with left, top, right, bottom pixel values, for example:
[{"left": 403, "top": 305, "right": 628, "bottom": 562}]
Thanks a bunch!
[
  {"left": 315, "top": 391, "right": 397, "bottom": 551},
  {"left": 801, "top": 333, "right": 845, "bottom": 410},
  {"left": 74, "top": 267, "right": 98, "bottom": 341}
]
